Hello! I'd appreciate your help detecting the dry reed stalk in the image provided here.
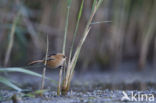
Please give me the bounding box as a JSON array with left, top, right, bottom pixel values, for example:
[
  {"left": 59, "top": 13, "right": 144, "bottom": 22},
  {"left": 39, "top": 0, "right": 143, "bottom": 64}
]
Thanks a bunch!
[
  {"left": 139, "top": 1, "right": 156, "bottom": 70},
  {"left": 57, "top": 68, "right": 63, "bottom": 96},
  {"left": 4, "top": 12, "right": 20, "bottom": 67},
  {"left": 62, "top": 0, "right": 103, "bottom": 95},
  {"left": 40, "top": 34, "right": 49, "bottom": 96},
  {"left": 57, "top": 0, "right": 72, "bottom": 96}
]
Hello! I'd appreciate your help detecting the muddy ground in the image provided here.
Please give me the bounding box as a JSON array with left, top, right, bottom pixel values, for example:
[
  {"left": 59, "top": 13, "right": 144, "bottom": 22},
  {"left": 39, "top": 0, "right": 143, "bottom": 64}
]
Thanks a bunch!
[{"left": 0, "top": 62, "right": 156, "bottom": 103}]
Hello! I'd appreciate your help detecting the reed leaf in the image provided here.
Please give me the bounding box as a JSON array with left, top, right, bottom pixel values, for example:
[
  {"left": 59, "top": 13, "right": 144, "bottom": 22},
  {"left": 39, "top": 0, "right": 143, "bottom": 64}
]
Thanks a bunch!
[
  {"left": 0, "top": 76, "right": 22, "bottom": 92},
  {"left": 0, "top": 68, "right": 48, "bottom": 79},
  {"left": 34, "top": 89, "right": 48, "bottom": 95}
]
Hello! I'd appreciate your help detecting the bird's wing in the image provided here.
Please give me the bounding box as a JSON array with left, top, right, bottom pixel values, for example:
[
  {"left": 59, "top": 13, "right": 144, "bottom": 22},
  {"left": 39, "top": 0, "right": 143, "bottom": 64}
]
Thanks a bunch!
[
  {"left": 48, "top": 53, "right": 56, "bottom": 57},
  {"left": 43, "top": 53, "right": 56, "bottom": 61},
  {"left": 46, "top": 56, "right": 55, "bottom": 61}
]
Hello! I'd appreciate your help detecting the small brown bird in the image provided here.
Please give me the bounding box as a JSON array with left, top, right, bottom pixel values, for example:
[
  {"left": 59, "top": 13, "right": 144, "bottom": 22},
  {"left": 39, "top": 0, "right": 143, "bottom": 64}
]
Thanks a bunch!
[{"left": 28, "top": 53, "right": 66, "bottom": 69}]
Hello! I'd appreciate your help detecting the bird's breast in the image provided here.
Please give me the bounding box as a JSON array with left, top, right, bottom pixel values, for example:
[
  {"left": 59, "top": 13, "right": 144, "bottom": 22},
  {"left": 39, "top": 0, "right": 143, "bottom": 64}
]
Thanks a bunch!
[{"left": 47, "top": 59, "right": 64, "bottom": 68}]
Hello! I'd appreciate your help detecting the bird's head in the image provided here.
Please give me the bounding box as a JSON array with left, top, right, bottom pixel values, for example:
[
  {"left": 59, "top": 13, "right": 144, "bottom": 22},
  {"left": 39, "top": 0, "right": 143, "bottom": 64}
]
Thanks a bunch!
[{"left": 50, "top": 53, "right": 67, "bottom": 61}]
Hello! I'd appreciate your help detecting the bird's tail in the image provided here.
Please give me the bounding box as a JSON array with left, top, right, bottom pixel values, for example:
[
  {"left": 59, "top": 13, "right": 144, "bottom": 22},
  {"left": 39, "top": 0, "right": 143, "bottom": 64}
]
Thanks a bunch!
[{"left": 28, "top": 60, "right": 43, "bottom": 65}]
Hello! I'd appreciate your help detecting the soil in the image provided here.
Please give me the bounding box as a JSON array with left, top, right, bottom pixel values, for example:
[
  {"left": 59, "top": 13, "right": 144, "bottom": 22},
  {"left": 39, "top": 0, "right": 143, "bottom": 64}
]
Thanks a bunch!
[{"left": 0, "top": 62, "right": 156, "bottom": 103}]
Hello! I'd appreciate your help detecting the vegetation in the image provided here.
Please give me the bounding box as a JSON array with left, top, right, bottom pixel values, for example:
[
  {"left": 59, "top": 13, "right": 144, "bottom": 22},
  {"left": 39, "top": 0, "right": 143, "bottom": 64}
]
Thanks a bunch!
[
  {"left": 0, "top": 67, "right": 50, "bottom": 91},
  {"left": 60, "top": 0, "right": 104, "bottom": 95},
  {"left": 0, "top": 0, "right": 155, "bottom": 70},
  {"left": 0, "top": 0, "right": 156, "bottom": 98}
]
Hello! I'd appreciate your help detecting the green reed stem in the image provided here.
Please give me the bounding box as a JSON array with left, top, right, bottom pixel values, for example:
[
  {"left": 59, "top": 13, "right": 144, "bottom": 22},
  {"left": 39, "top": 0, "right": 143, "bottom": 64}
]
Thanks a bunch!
[{"left": 68, "top": 0, "right": 84, "bottom": 64}]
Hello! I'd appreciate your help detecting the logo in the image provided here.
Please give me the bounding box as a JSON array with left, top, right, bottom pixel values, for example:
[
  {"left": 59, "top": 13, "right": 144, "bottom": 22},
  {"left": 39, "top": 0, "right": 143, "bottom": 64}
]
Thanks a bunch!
[{"left": 121, "top": 91, "right": 155, "bottom": 102}]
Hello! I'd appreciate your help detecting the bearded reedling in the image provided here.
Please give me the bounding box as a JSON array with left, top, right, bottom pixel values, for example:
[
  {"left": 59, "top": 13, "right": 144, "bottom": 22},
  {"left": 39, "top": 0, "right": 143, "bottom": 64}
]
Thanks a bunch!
[{"left": 28, "top": 53, "right": 67, "bottom": 69}]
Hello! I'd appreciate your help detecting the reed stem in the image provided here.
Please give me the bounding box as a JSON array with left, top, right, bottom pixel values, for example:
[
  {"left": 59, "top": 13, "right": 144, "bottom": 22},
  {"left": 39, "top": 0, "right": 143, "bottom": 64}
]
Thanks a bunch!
[
  {"left": 40, "top": 34, "right": 49, "bottom": 95},
  {"left": 62, "top": 0, "right": 104, "bottom": 95},
  {"left": 57, "top": 68, "right": 63, "bottom": 96},
  {"left": 4, "top": 12, "right": 20, "bottom": 67}
]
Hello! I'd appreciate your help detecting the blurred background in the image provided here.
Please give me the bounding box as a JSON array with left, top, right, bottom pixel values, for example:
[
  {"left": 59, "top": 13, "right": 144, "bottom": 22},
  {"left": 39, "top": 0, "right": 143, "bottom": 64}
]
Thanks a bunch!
[{"left": 0, "top": 0, "right": 156, "bottom": 71}]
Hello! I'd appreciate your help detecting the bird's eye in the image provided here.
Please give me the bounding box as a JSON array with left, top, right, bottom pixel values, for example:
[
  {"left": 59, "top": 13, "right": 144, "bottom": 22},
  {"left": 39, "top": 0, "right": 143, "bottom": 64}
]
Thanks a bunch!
[{"left": 63, "top": 56, "right": 66, "bottom": 58}]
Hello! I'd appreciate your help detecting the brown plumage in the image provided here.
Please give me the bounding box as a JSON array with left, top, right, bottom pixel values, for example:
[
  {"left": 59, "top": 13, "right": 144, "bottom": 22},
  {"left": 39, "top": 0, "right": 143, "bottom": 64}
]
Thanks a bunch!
[{"left": 28, "top": 53, "right": 66, "bottom": 69}]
